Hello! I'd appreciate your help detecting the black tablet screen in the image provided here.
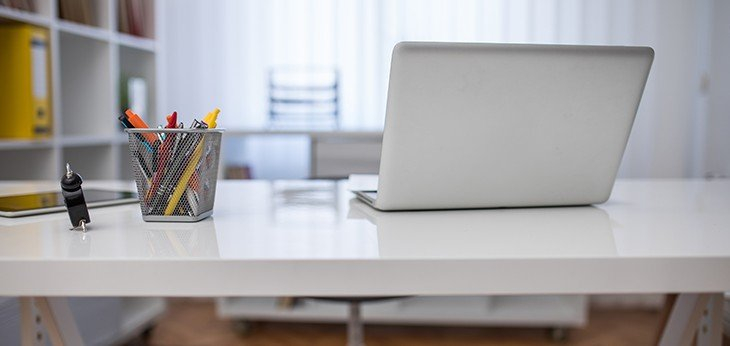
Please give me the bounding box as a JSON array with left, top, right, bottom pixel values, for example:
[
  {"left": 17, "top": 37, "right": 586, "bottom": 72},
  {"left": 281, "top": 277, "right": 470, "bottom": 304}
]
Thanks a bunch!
[{"left": 0, "top": 189, "right": 136, "bottom": 212}]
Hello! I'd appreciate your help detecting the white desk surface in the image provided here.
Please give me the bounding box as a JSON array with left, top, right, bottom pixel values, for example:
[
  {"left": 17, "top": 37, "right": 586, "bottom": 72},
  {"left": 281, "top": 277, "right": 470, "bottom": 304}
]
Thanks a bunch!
[{"left": 0, "top": 178, "right": 729, "bottom": 297}]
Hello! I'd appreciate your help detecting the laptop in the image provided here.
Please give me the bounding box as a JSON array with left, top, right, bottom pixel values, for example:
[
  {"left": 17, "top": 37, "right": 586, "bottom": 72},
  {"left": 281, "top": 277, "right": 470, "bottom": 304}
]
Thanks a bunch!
[{"left": 353, "top": 42, "right": 654, "bottom": 211}]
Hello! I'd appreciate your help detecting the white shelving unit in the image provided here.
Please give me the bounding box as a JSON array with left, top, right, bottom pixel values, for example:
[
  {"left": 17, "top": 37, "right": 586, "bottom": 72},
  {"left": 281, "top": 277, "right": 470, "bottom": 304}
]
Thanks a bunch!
[
  {"left": 0, "top": 0, "right": 166, "bottom": 181},
  {"left": 217, "top": 295, "right": 588, "bottom": 328},
  {"left": 0, "top": 2, "right": 166, "bottom": 344}
]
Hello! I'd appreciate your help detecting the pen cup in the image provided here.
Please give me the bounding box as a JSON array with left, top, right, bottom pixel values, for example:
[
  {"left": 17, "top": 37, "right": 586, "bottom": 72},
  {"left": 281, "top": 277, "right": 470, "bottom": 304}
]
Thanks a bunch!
[{"left": 125, "top": 128, "right": 224, "bottom": 222}]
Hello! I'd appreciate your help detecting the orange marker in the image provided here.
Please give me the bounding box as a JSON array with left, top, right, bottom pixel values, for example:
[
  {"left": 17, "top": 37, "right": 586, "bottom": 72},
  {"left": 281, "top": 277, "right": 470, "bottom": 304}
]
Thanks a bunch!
[{"left": 125, "top": 109, "right": 158, "bottom": 143}]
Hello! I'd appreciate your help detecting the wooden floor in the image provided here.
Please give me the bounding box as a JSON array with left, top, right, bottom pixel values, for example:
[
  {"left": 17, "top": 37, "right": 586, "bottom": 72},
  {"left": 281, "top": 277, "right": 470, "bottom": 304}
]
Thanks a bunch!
[{"left": 124, "top": 298, "right": 719, "bottom": 346}]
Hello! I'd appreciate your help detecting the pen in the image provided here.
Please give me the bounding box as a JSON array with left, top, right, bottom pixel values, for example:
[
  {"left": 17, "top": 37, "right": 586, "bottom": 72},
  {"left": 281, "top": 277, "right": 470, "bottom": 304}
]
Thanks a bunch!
[
  {"left": 188, "top": 108, "right": 220, "bottom": 192},
  {"left": 119, "top": 111, "right": 155, "bottom": 154},
  {"left": 185, "top": 187, "right": 199, "bottom": 217},
  {"left": 166, "top": 111, "right": 178, "bottom": 129},
  {"left": 145, "top": 112, "right": 179, "bottom": 202},
  {"left": 158, "top": 111, "right": 178, "bottom": 141},
  {"left": 163, "top": 109, "right": 220, "bottom": 215},
  {"left": 148, "top": 120, "right": 202, "bottom": 214},
  {"left": 135, "top": 149, "right": 153, "bottom": 180},
  {"left": 119, "top": 113, "right": 154, "bottom": 176},
  {"left": 118, "top": 114, "right": 133, "bottom": 128},
  {"left": 203, "top": 108, "right": 220, "bottom": 128},
  {"left": 125, "top": 109, "right": 159, "bottom": 144},
  {"left": 164, "top": 138, "right": 204, "bottom": 215}
]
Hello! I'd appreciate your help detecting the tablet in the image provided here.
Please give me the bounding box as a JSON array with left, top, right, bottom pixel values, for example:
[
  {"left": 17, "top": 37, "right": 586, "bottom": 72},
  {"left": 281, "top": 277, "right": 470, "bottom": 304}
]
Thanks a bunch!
[{"left": 0, "top": 189, "right": 138, "bottom": 218}]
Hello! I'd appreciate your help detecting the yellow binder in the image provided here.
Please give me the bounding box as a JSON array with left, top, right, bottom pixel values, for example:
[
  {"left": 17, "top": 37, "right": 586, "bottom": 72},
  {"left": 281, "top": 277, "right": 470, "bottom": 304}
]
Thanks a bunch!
[{"left": 0, "top": 24, "right": 52, "bottom": 139}]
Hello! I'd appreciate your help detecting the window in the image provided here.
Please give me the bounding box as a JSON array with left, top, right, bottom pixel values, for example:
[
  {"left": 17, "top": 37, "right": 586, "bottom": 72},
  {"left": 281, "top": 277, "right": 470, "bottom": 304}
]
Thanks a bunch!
[{"left": 165, "top": 0, "right": 726, "bottom": 178}]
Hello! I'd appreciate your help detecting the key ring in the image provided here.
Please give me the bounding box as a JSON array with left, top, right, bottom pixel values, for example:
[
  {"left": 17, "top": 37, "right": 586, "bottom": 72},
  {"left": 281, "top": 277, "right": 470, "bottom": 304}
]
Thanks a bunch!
[{"left": 69, "top": 219, "right": 87, "bottom": 232}]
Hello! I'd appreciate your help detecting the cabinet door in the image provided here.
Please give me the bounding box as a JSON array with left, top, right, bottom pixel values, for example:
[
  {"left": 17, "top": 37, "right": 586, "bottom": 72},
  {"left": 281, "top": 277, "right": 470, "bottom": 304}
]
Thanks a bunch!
[{"left": 312, "top": 139, "right": 382, "bottom": 179}]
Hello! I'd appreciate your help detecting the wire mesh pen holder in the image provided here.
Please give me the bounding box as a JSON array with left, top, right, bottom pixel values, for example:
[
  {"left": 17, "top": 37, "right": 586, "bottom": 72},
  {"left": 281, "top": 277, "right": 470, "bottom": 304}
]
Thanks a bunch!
[{"left": 126, "top": 128, "right": 224, "bottom": 222}]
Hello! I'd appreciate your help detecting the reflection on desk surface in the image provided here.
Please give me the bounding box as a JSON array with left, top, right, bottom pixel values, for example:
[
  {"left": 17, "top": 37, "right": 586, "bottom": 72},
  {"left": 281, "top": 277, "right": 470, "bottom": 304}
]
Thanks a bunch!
[
  {"left": 348, "top": 199, "right": 616, "bottom": 259},
  {"left": 1, "top": 179, "right": 730, "bottom": 261},
  {"left": 0, "top": 204, "right": 221, "bottom": 259}
]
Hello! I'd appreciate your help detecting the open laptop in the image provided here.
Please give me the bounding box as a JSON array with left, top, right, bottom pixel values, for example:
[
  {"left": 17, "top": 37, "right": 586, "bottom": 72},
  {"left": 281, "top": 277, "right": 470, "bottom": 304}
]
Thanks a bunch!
[{"left": 353, "top": 42, "right": 654, "bottom": 211}]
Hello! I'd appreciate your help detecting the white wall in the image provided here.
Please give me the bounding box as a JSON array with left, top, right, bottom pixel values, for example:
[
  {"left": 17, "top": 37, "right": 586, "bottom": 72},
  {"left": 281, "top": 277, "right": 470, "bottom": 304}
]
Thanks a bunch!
[
  {"left": 705, "top": 0, "right": 730, "bottom": 178},
  {"left": 162, "top": 0, "right": 729, "bottom": 179}
]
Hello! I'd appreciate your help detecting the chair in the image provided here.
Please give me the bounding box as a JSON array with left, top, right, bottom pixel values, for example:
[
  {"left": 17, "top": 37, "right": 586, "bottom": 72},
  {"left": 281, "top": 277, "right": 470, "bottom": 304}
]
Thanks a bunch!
[
  {"left": 268, "top": 67, "right": 339, "bottom": 129},
  {"left": 309, "top": 296, "right": 407, "bottom": 346}
]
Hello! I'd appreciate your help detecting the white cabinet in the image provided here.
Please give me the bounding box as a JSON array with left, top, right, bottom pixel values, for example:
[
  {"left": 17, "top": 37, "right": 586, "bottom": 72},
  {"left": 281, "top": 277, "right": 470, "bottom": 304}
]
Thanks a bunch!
[{"left": 217, "top": 296, "right": 587, "bottom": 328}]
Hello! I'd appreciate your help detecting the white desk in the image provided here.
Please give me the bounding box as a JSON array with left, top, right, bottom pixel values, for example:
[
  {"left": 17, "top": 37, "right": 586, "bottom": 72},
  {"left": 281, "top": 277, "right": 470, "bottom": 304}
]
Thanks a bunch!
[{"left": 1, "top": 179, "right": 729, "bottom": 345}]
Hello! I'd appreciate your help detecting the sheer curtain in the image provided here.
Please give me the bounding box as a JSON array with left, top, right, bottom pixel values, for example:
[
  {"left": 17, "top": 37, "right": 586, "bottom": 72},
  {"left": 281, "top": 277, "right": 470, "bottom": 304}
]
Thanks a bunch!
[{"left": 163, "top": 0, "right": 727, "bottom": 178}]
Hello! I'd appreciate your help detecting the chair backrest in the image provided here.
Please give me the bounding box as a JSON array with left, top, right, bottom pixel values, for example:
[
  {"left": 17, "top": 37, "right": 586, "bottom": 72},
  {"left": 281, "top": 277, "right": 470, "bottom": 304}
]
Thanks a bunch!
[{"left": 268, "top": 67, "right": 339, "bottom": 129}]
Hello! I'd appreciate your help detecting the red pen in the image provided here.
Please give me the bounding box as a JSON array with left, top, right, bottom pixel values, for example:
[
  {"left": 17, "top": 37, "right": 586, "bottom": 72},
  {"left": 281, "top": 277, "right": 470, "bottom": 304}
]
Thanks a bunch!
[
  {"left": 165, "top": 111, "right": 177, "bottom": 128},
  {"left": 145, "top": 112, "right": 179, "bottom": 201}
]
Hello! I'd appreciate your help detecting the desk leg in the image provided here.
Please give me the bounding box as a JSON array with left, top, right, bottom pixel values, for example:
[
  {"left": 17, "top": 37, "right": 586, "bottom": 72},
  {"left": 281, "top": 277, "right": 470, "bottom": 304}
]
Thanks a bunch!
[
  {"left": 658, "top": 293, "right": 723, "bottom": 346},
  {"left": 19, "top": 297, "right": 85, "bottom": 346},
  {"left": 19, "top": 298, "right": 38, "bottom": 346},
  {"left": 696, "top": 293, "right": 724, "bottom": 346}
]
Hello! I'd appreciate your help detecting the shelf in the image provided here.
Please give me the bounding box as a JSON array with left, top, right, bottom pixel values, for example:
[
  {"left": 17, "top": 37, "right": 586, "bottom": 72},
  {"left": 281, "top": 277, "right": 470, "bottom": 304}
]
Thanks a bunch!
[
  {"left": 59, "top": 31, "right": 112, "bottom": 136},
  {"left": 53, "top": 23, "right": 159, "bottom": 51},
  {"left": 119, "top": 44, "right": 157, "bottom": 123},
  {"left": 116, "top": 32, "right": 155, "bottom": 52},
  {"left": 0, "top": 138, "right": 54, "bottom": 150},
  {"left": 217, "top": 295, "right": 587, "bottom": 328},
  {"left": 57, "top": 19, "right": 110, "bottom": 42},
  {"left": 115, "top": 133, "right": 130, "bottom": 145},
  {"left": 0, "top": 148, "right": 56, "bottom": 180},
  {"left": 63, "top": 145, "right": 114, "bottom": 179},
  {"left": 0, "top": 5, "right": 51, "bottom": 27},
  {"left": 116, "top": 142, "right": 133, "bottom": 180}
]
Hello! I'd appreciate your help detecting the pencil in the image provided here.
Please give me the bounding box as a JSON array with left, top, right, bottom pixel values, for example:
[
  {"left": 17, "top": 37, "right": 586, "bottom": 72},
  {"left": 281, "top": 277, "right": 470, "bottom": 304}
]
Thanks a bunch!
[{"left": 163, "top": 109, "right": 220, "bottom": 216}]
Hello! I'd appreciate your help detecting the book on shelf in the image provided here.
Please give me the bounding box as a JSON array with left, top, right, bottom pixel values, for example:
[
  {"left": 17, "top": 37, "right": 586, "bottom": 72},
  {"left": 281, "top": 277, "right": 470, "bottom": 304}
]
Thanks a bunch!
[
  {"left": 120, "top": 76, "right": 148, "bottom": 126},
  {"left": 1, "top": 0, "right": 36, "bottom": 12},
  {"left": 0, "top": 23, "right": 52, "bottom": 139},
  {"left": 58, "top": 0, "right": 94, "bottom": 26},
  {"left": 118, "top": 0, "right": 149, "bottom": 37}
]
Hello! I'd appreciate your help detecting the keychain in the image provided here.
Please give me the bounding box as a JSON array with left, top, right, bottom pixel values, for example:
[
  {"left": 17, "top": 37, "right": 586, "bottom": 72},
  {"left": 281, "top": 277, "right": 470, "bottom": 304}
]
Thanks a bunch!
[{"left": 61, "top": 163, "right": 90, "bottom": 232}]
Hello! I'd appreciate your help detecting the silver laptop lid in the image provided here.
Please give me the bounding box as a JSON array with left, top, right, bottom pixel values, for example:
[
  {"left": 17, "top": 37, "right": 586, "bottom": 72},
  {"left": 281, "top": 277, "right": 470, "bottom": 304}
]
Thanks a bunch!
[{"left": 375, "top": 42, "right": 653, "bottom": 210}]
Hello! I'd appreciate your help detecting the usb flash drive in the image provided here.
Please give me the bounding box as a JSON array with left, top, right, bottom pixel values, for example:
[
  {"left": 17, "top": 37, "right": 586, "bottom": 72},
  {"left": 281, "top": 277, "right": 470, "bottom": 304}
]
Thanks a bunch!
[{"left": 61, "top": 163, "right": 91, "bottom": 232}]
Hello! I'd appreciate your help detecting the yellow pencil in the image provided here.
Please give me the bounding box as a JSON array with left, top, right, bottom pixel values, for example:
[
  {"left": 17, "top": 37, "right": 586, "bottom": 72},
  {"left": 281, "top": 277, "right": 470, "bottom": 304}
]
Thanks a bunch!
[
  {"left": 164, "top": 140, "right": 204, "bottom": 215},
  {"left": 163, "top": 109, "right": 220, "bottom": 216}
]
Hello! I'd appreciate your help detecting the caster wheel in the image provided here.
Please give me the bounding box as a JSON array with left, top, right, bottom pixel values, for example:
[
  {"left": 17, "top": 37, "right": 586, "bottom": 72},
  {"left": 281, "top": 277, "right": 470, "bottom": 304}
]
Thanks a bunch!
[
  {"left": 547, "top": 327, "right": 569, "bottom": 342},
  {"left": 141, "top": 325, "right": 154, "bottom": 340},
  {"left": 232, "top": 320, "right": 253, "bottom": 336}
]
